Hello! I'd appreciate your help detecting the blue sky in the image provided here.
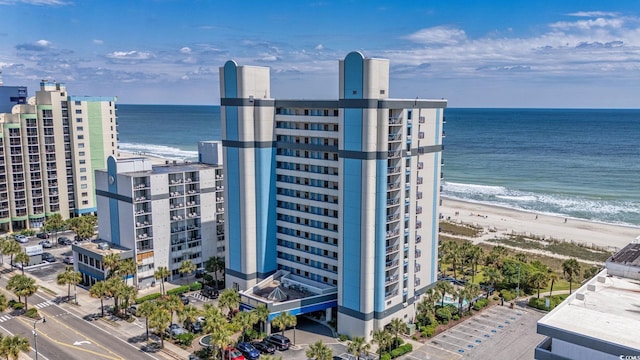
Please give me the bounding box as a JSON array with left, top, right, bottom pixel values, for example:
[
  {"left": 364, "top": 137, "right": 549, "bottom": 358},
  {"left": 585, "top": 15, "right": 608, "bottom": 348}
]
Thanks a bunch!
[{"left": 1, "top": 0, "right": 639, "bottom": 107}]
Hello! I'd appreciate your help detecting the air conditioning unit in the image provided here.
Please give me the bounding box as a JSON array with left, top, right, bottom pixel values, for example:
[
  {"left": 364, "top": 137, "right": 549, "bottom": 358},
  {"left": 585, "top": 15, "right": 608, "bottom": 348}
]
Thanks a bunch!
[{"left": 97, "top": 242, "right": 110, "bottom": 250}]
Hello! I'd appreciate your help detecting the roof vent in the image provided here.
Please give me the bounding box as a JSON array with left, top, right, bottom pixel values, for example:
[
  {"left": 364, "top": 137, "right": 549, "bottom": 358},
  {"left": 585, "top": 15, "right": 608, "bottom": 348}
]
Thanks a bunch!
[{"left": 97, "top": 242, "right": 110, "bottom": 250}]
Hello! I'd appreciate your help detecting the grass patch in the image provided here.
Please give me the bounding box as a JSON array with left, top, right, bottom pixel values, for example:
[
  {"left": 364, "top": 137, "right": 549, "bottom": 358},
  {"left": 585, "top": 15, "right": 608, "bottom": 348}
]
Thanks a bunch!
[
  {"left": 489, "top": 235, "right": 612, "bottom": 262},
  {"left": 439, "top": 221, "right": 483, "bottom": 238},
  {"left": 38, "top": 286, "right": 57, "bottom": 296}
]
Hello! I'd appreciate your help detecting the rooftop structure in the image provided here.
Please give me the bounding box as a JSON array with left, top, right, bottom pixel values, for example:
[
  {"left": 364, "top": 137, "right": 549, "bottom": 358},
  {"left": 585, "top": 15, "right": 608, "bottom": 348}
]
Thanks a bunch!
[{"left": 536, "top": 241, "right": 640, "bottom": 359}]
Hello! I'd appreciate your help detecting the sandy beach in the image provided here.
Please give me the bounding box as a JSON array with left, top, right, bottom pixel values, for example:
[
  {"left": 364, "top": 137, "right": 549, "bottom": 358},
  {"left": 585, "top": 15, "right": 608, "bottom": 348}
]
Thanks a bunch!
[{"left": 440, "top": 197, "right": 640, "bottom": 252}]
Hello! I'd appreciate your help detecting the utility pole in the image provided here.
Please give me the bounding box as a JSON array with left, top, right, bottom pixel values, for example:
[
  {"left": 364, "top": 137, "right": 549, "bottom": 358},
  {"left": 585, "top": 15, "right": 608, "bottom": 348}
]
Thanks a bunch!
[{"left": 33, "top": 317, "right": 46, "bottom": 360}]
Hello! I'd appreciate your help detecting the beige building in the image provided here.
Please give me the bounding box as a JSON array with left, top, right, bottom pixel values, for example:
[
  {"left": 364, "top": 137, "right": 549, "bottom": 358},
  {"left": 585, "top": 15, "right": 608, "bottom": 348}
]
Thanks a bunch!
[{"left": 0, "top": 81, "right": 117, "bottom": 232}]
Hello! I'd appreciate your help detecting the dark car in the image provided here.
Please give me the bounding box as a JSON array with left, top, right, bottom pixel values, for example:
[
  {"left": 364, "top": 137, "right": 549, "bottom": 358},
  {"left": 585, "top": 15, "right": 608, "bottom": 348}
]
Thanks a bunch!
[
  {"left": 180, "top": 294, "right": 190, "bottom": 305},
  {"left": 201, "top": 286, "right": 219, "bottom": 299},
  {"left": 36, "top": 232, "right": 49, "bottom": 239},
  {"left": 41, "top": 252, "right": 55, "bottom": 263},
  {"left": 58, "top": 237, "right": 73, "bottom": 246},
  {"left": 188, "top": 320, "right": 203, "bottom": 333},
  {"left": 264, "top": 334, "right": 290, "bottom": 351},
  {"left": 236, "top": 342, "right": 260, "bottom": 360},
  {"left": 195, "top": 268, "right": 207, "bottom": 278},
  {"left": 251, "top": 341, "right": 275, "bottom": 355}
]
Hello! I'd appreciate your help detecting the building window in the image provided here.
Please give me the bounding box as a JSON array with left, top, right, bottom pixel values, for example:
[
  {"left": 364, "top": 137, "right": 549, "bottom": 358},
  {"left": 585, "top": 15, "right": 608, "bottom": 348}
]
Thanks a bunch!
[
  {"left": 76, "top": 118, "right": 83, "bottom": 123},
  {"left": 76, "top": 126, "right": 83, "bottom": 131},
  {"left": 80, "top": 168, "right": 86, "bottom": 173},
  {"left": 80, "top": 176, "right": 87, "bottom": 181},
  {"left": 79, "top": 160, "right": 86, "bottom": 164},
  {"left": 75, "top": 109, "right": 82, "bottom": 114},
  {"left": 82, "top": 192, "right": 88, "bottom": 197},
  {"left": 78, "top": 143, "right": 85, "bottom": 148},
  {"left": 75, "top": 101, "right": 81, "bottom": 105},
  {"left": 82, "top": 200, "right": 88, "bottom": 205},
  {"left": 81, "top": 184, "right": 88, "bottom": 189},
  {"left": 79, "top": 151, "right": 85, "bottom": 156}
]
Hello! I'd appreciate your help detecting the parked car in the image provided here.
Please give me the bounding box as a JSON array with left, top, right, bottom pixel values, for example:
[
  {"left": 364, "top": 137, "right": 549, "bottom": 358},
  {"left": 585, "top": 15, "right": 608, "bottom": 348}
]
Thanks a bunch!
[
  {"left": 264, "top": 334, "right": 290, "bottom": 351},
  {"left": 223, "top": 347, "right": 245, "bottom": 360},
  {"left": 166, "top": 323, "right": 188, "bottom": 338},
  {"left": 128, "top": 305, "right": 138, "bottom": 316},
  {"left": 58, "top": 237, "right": 73, "bottom": 246},
  {"left": 201, "top": 286, "right": 219, "bottom": 299},
  {"left": 251, "top": 341, "right": 275, "bottom": 355},
  {"left": 63, "top": 256, "right": 74, "bottom": 264},
  {"left": 41, "top": 252, "right": 55, "bottom": 263},
  {"left": 180, "top": 294, "right": 190, "bottom": 305},
  {"left": 15, "top": 235, "right": 29, "bottom": 243},
  {"left": 236, "top": 342, "right": 260, "bottom": 360},
  {"left": 187, "top": 320, "right": 203, "bottom": 333},
  {"left": 36, "top": 232, "right": 49, "bottom": 239},
  {"left": 195, "top": 268, "right": 207, "bottom": 278},
  {"left": 39, "top": 240, "right": 53, "bottom": 248}
]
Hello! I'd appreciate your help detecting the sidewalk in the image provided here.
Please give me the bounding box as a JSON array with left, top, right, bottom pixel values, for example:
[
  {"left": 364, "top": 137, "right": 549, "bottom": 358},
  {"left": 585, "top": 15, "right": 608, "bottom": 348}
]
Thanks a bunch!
[{"left": 3, "top": 262, "right": 193, "bottom": 360}]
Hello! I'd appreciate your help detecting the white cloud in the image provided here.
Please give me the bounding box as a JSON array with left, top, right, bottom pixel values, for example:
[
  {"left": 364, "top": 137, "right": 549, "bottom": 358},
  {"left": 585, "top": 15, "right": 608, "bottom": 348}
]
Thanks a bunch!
[
  {"left": 550, "top": 17, "right": 624, "bottom": 30},
  {"left": 180, "top": 47, "right": 192, "bottom": 54},
  {"left": 35, "top": 39, "right": 51, "bottom": 47},
  {"left": 106, "top": 50, "right": 153, "bottom": 60},
  {"left": 405, "top": 26, "right": 467, "bottom": 45},
  {"left": 93, "top": 39, "right": 104, "bottom": 45},
  {"left": 568, "top": 11, "right": 617, "bottom": 18},
  {"left": 315, "top": 44, "right": 324, "bottom": 50}
]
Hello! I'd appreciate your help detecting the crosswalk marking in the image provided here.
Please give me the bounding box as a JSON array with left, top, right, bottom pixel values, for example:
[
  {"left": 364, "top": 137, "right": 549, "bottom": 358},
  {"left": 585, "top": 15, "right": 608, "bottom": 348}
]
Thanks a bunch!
[
  {"left": 189, "top": 293, "right": 213, "bottom": 303},
  {"left": 0, "top": 315, "right": 12, "bottom": 322},
  {"left": 33, "top": 300, "right": 54, "bottom": 309}
]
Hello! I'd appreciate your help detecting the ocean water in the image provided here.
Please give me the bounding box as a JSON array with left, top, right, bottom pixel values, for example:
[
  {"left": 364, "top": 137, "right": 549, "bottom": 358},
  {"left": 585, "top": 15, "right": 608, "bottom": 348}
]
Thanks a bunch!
[{"left": 117, "top": 105, "right": 640, "bottom": 226}]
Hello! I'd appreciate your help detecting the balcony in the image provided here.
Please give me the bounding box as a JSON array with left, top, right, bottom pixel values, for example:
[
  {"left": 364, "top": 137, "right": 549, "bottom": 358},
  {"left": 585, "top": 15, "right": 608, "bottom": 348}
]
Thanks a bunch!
[
  {"left": 388, "top": 134, "right": 402, "bottom": 142},
  {"left": 419, "top": 116, "right": 425, "bottom": 124},
  {"left": 387, "top": 150, "right": 401, "bottom": 159},
  {"left": 386, "top": 213, "right": 400, "bottom": 223},
  {"left": 416, "top": 221, "right": 422, "bottom": 229},
  {"left": 387, "top": 181, "right": 400, "bottom": 191},
  {"left": 418, "top": 132, "right": 425, "bottom": 139},
  {"left": 387, "top": 166, "right": 400, "bottom": 175},
  {"left": 385, "top": 274, "right": 399, "bottom": 285},
  {"left": 386, "top": 229, "right": 400, "bottom": 239},
  {"left": 385, "top": 289, "right": 399, "bottom": 298},
  {"left": 386, "top": 244, "right": 399, "bottom": 254},
  {"left": 415, "top": 249, "right": 422, "bottom": 258},
  {"left": 415, "top": 263, "right": 421, "bottom": 272},
  {"left": 416, "top": 235, "right": 422, "bottom": 243},
  {"left": 417, "top": 162, "right": 424, "bottom": 170},
  {"left": 416, "top": 192, "right": 423, "bottom": 200},
  {"left": 416, "top": 206, "right": 423, "bottom": 214},
  {"left": 388, "top": 117, "right": 403, "bottom": 125},
  {"left": 417, "top": 177, "right": 423, "bottom": 185},
  {"left": 387, "top": 198, "right": 399, "bottom": 206},
  {"left": 385, "top": 259, "right": 399, "bottom": 270}
]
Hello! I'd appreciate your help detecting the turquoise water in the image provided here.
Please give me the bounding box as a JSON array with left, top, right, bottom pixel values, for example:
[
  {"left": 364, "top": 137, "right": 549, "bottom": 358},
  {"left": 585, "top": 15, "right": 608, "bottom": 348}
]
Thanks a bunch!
[{"left": 117, "top": 105, "right": 640, "bottom": 226}]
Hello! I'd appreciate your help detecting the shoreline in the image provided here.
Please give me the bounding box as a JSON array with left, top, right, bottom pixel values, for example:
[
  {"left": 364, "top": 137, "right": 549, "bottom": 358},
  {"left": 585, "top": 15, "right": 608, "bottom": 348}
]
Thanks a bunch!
[{"left": 440, "top": 197, "right": 640, "bottom": 251}]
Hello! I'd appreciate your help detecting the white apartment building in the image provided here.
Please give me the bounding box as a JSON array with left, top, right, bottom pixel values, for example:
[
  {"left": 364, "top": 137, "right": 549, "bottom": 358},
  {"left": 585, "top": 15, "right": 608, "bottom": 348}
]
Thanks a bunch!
[
  {"left": 0, "top": 81, "right": 117, "bottom": 232},
  {"left": 92, "top": 141, "right": 225, "bottom": 288},
  {"left": 221, "top": 52, "right": 446, "bottom": 339}
]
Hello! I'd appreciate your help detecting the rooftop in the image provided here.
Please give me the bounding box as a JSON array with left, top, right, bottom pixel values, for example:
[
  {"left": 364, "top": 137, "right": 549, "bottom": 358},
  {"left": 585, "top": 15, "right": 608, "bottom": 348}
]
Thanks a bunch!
[
  {"left": 537, "top": 268, "right": 640, "bottom": 351},
  {"left": 608, "top": 242, "right": 640, "bottom": 266},
  {"left": 74, "top": 240, "right": 131, "bottom": 256}
]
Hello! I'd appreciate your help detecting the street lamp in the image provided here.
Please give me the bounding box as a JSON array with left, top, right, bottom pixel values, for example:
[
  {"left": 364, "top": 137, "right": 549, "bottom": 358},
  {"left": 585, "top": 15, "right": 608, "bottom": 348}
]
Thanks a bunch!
[{"left": 32, "top": 317, "right": 46, "bottom": 360}]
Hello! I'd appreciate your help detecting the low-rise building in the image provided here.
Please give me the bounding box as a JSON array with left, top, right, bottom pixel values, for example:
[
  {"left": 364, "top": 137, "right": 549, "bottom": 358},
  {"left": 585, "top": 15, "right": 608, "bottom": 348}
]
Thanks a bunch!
[{"left": 73, "top": 240, "right": 134, "bottom": 285}]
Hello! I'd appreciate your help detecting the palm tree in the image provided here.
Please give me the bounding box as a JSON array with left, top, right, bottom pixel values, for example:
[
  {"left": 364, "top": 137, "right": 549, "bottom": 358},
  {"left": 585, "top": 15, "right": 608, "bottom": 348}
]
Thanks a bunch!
[
  {"left": 388, "top": 318, "right": 405, "bottom": 349},
  {"left": 43, "top": 213, "right": 65, "bottom": 243},
  {"left": 202, "top": 304, "right": 232, "bottom": 360},
  {"left": 57, "top": 266, "right": 82, "bottom": 302},
  {"left": 271, "top": 311, "right": 296, "bottom": 340},
  {"left": 13, "top": 252, "right": 29, "bottom": 275},
  {"left": 0, "top": 294, "right": 8, "bottom": 313},
  {"left": 103, "top": 252, "right": 121, "bottom": 278},
  {"left": 119, "top": 285, "right": 138, "bottom": 314},
  {"left": 178, "top": 304, "right": 202, "bottom": 332},
  {"left": 483, "top": 267, "right": 501, "bottom": 298},
  {"left": 6, "top": 274, "right": 37, "bottom": 310},
  {"left": 454, "top": 287, "right": 467, "bottom": 316},
  {"left": 416, "top": 297, "right": 435, "bottom": 326},
  {"left": 0, "top": 334, "right": 30, "bottom": 360},
  {"left": 371, "top": 329, "right": 392, "bottom": 359},
  {"left": 154, "top": 266, "right": 170, "bottom": 295},
  {"left": 468, "top": 245, "right": 484, "bottom": 282},
  {"left": 306, "top": 340, "right": 332, "bottom": 360},
  {"left": 159, "top": 294, "right": 184, "bottom": 323},
  {"left": 138, "top": 300, "right": 158, "bottom": 341},
  {"left": 548, "top": 272, "right": 559, "bottom": 297},
  {"left": 178, "top": 260, "right": 196, "bottom": 284},
  {"left": 218, "top": 288, "right": 240, "bottom": 316},
  {"left": 89, "top": 281, "right": 110, "bottom": 317},
  {"left": 233, "top": 310, "right": 259, "bottom": 342},
  {"left": 529, "top": 271, "right": 549, "bottom": 299},
  {"left": 562, "top": 258, "right": 581, "bottom": 294},
  {"left": 254, "top": 304, "right": 270, "bottom": 333},
  {"left": 435, "top": 280, "right": 454, "bottom": 307},
  {"left": 116, "top": 258, "right": 137, "bottom": 286},
  {"left": 205, "top": 256, "right": 225, "bottom": 288},
  {"left": 149, "top": 306, "right": 171, "bottom": 349},
  {"left": 347, "top": 336, "right": 370, "bottom": 360},
  {"left": 440, "top": 241, "right": 458, "bottom": 278},
  {"left": 3, "top": 241, "right": 21, "bottom": 267},
  {"left": 0, "top": 238, "right": 6, "bottom": 265},
  {"left": 106, "top": 276, "right": 125, "bottom": 315}
]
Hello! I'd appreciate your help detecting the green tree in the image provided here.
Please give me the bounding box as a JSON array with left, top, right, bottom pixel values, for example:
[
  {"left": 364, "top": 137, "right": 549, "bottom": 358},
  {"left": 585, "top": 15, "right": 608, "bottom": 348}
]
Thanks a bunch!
[
  {"left": 138, "top": 300, "right": 158, "bottom": 341},
  {"left": 205, "top": 256, "right": 225, "bottom": 287},
  {"left": 89, "top": 280, "right": 110, "bottom": 317},
  {"left": 440, "top": 241, "right": 459, "bottom": 278},
  {"left": 116, "top": 258, "right": 137, "bottom": 286},
  {"left": 483, "top": 267, "right": 501, "bottom": 298},
  {"left": 13, "top": 252, "right": 29, "bottom": 275},
  {"left": 57, "top": 266, "right": 82, "bottom": 303},
  {"left": 271, "top": 311, "right": 296, "bottom": 340},
  {"left": 159, "top": 294, "right": 184, "bottom": 323},
  {"left": 178, "top": 304, "right": 202, "bottom": 332},
  {"left": 202, "top": 304, "right": 232, "bottom": 360},
  {"left": 0, "top": 334, "right": 31, "bottom": 360},
  {"left": 464, "top": 282, "right": 482, "bottom": 312},
  {"left": 372, "top": 329, "right": 392, "bottom": 359},
  {"left": 149, "top": 306, "right": 171, "bottom": 349},
  {"left": 468, "top": 245, "right": 484, "bottom": 283},
  {"left": 119, "top": 284, "right": 137, "bottom": 314},
  {"left": 0, "top": 238, "right": 6, "bottom": 265},
  {"left": 2, "top": 241, "right": 21, "bottom": 267},
  {"left": 435, "top": 280, "right": 454, "bottom": 307},
  {"left": 306, "top": 340, "right": 333, "bottom": 360},
  {"left": 178, "top": 260, "right": 196, "bottom": 284},
  {"left": 106, "top": 276, "right": 124, "bottom": 314},
  {"left": 43, "top": 213, "right": 65, "bottom": 243},
  {"left": 0, "top": 294, "right": 8, "bottom": 313},
  {"left": 529, "top": 271, "right": 549, "bottom": 299},
  {"left": 233, "top": 310, "right": 259, "bottom": 342},
  {"left": 347, "top": 336, "right": 370, "bottom": 360},
  {"left": 218, "top": 288, "right": 240, "bottom": 316},
  {"left": 103, "top": 252, "right": 121, "bottom": 278},
  {"left": 388, "top": 318, "right": 405, "bottom": 349},
  {"left": 154, "top": 266, "right": 170, "bottom": 295},
  {"left": 254, "top": 304, "right": 270, "bottom": 333},
  {"left": 548, "top": 272, "right": 559, "bottom": 297},
  {"left": 562, "top": 258, "right": 581, "bottom": 294},
  {"left": 6, "top": 274, "right": 37, "bottom": 309}
]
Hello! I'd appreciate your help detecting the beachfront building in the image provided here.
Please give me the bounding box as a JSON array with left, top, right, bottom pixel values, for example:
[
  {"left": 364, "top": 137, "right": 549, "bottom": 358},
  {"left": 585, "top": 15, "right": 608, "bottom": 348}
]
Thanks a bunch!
[
  {"left": 0, "top": 83, "right": 28, "bottom": 113},
  {"left": 535, "top": 241, "right": 640, "bottom": 359},
  {"left": 221, "top": 52, "right": 446, "bottom": 339},
  {"left": 91, "top": 141, "right": 225, "bottom": 288},
  {"left": 0, "top": 80, "right": 117, "bottom": 232}
]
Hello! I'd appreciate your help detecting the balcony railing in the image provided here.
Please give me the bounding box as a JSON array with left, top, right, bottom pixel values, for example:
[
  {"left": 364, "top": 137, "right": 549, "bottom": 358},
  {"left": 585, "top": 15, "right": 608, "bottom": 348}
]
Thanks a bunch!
[{"left": 386, "top": 229, "right": 400, "bottom": 239}]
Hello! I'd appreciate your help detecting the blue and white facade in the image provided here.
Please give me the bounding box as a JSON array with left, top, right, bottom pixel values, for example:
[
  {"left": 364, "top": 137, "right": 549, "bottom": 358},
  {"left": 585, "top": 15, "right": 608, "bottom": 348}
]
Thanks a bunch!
[{"left": 221, "top": 52, "right": 446, "bottom": 339}]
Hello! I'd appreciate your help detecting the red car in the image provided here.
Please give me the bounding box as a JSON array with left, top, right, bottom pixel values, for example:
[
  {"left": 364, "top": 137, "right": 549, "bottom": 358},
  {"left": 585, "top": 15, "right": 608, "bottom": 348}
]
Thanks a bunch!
[{"left": 223, "top": 347, "right": 245, "bottom": 360}]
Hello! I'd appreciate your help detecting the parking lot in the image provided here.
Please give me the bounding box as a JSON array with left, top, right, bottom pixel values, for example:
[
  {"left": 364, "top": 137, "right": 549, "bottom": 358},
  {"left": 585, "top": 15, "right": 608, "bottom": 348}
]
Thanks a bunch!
[{"left": 403, "top": 305, "right": 545, "bottom": 360}]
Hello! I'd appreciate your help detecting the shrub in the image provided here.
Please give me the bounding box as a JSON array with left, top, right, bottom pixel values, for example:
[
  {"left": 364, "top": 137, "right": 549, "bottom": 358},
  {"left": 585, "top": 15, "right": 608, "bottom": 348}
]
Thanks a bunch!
[
  {"left": 435, "top": 307, "right": 452, "bottom": 323},
  {"left": 473, "top": 298, "right": 490, "bottom": 311},
  {"left": 189, "top": 282, "right": 202, "bottom": 291},
  {"left": 203, "top": 274, "right": 213, "bottom": 283},
  {"left": 380, "top": 353, "right": 391, "bottom": 360},
  {"left": 390, "top": 343, "right": 413, "bottom": 358},
  {"left": 175, "top": 333, "right": 195, "bottom": 347},
  {"left": 528, "top": 294, "right": 568, "bottom": 311},
  {"left": 135, "top": 293, "right": 162, "bottom": 304},
  {"left": 445, "top": 303, "right": 458, "bottom": 316},
  {"left": 500, "top": 289, "right": 516, "bottom": 301},
  {"left": 338, "top": 334, "right": 349, "bottom": 342},
  {"left": 422, "top": 325, "right": 436, "bottom": 338},
  {"left": 167, "top": 285, "right": 190, "bottom": 296},
  {"left": 10, "top": 301, "right": 24, "bottom": 310},
  {"left": 452, "top": 314, "right": 460, "bottom": 321},
  {"left": 24, "top": 308, "right": 39, "bottom": 318},
  {"left": 412, "top": 335, "right": 418, "bottom": 341},
  {"left": 492, "top": 296, "right": 500, "bottom": 301}
]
